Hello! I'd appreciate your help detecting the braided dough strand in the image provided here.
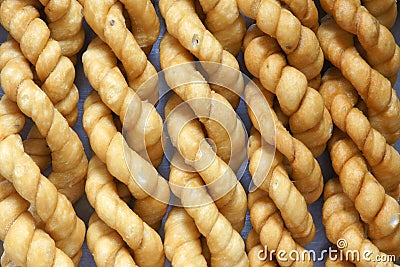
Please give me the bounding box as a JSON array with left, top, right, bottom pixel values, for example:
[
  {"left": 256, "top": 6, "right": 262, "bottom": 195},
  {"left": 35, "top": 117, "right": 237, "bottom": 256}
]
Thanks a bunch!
[
  {"left": 320, "top": 68, "right": 400, "bottom": 198},
  {"left": 159, "top": 0, "right": 244, "bottom": 109},
  {"left": 87, "top": 213, "right": 138, "bottom": 267},
  {"left": 237, "top": 0, "right": 324, "bottom": 81},
  {"left": 243, "top": 25, "right": 332, "bottom": 156},
  {"left": 0, "top": 39, "right": 88, "bottom": 203},
  {"left": 248, "top": 129, "right": 316, "bottom": 246},
  {"left": 164, "top": 207, "right": 207, "bottom": 267},
  {"left": 0, "top": 134, "right": 85, "bottom": 265},
  {"left": 40, "top": 0, "right": 85, "bottom": 57},
  {"left": 86, "top": 156, "right": 165, "bottom": 267},
  {"left": 83, "top": 92, "right": 169, "bottom": 229},
  {"left": 0, "top": 0, "right": 79, "bottom": 126},
  {"left": 248, "top": 189, "right": 313, "bottom": 267},
  {"left": 0, "top": 176, "right": 74, "bottom": 267},
  {"left": 165, "top": 94, "right": 247, "bottom": 231},
  {"left": 329, "top": 130, "right": 400, "bottom": 255},
  {"left": 168, "top": 157, "right": 249, "bottom": 267},
  {"left": 197, "top": 0, "right": 246, "bottom": 55},
  {"left": 82, "top": 0, "right": 158, "bottom": 101},
  {"left": 160, "top": 33, "right": 246, "bottom": 171},
  {"left": 119, "top": 0, "right": 160, "bottom": 53},
  {"left": 280, "top": 0, "right": 319, "bottom": 31},
  {"left": 245, "top": 79, "right": 324, "bottom": 204},
  {"left": 323, "top": 178, "right": 399, "bottom": 266},
  {"left": 317, "top": 17, "right": 400, "bottom": 144},
  {"left": 320, "top": 0, "right": 400, "bottom": 81},
  {"left": 361, "top": 0, "right": 397, "bottom": 29},
  {"left": 23, "top": 126, "right": 51, "bottom": 172},
  {"left": 83, "top": 37, "right": 163, "bottom": 166}
]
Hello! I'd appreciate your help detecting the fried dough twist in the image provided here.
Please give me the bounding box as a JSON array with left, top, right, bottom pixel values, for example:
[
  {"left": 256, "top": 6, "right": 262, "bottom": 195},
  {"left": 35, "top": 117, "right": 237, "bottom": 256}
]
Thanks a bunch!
[
  {"left": 0, "top": 0, "right": 79, "bottom": 125},
  {"left": 317, "top": 17, "right": 400, "bottom": 144}
]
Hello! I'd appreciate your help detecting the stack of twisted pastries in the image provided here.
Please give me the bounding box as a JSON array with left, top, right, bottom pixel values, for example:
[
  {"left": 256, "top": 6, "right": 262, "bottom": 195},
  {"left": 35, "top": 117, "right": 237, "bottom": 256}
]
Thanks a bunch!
[{"left": 0, "top": 0, "right": 399, "bottom": 266}]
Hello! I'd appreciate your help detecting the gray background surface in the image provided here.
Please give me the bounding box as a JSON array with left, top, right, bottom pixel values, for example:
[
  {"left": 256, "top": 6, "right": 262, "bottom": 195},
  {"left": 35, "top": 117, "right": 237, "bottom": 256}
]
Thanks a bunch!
[{"left": 0, "top": 1, "right": 399, "bottom": 266}]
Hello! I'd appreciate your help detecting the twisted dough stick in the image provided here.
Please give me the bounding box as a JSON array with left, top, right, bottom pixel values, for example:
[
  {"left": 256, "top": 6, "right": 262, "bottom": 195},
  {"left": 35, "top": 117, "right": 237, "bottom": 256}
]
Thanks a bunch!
[
  {"left": 82, "top": 0, "right": 158, "bottom": 101},
  {"left": 245, "top": 229, "right": 276, "bottom": 267},
  {"left": 243, "top": 25, "right": 332, "bottom": 156},
  {"left": 246, "top": 229, "right": 276, "bottom": 267},
  {"left": 196, "top": 0, "right": 246, "bottom": 55},
  {"left": 119, "top": 0, "right": 160, "bottom": 53},
  {"left": 160, "top": 33, "right": 246, "bottom": 171},
  {"left": 0, "top": 134, "right": 85, "bottom": 265},
  {"left": 361, "top": 0, "right": 397, "bottom": 29},
  {"left": 319, "top": 68, "right": 400, "bottom": 198},
  {"left": 279, "top": 0, "right": 319, "bottom": 32},
  {"left": 0, "top": 96, "right": 24, "bottom": 142},
  {"left": 248, "top": 128, "right": 316, "bottom": 246},
  {"left": 0, "top": 176, "right": 74, "bottom": 267},
  {"left": 87, "top": 213, "right": 138, "bottom": 267},
  {"left": 237, "top": 0, "right": 324, "bottom": 82},
  {"left": 318, "top": 17, "right": 400, "bottom": 144},
  {"left": 83, "top": 92, "right": 169, "bottom": 229},
  {"left": 323, "top": 178, "right": 400, "bottom": 266},
  {"left": 41, "top": 0, "right": 85, "bottom": 58},
  {"left": 0, "top": 39, "right": 88, "bottom": 203},
  {"left": 168, "top": 156, "right": 249, "bottom": 267},
  {"left": 329, "top": 130, "right": 400, "bottom": 255},
  {"left": 0, "top": 0, "right": 79, "bottom": 126},
  {"left": 165, "top": 94, "right": 247, "bottom": 231},
  {"left": 86, "top": 156, "right": 165, "bottom": 267},
  {"left": 248, "top": 189, "right": 313, "bottom": 267},
  {"left": 159, "top": 0, "right": 244, "bottom": 109},
  {"left": 245, "top": 79, "right": 324, "bottom": 204},
  {"left": 320, "top": 0, "right": 400, "bottom": 82},
  {"left": 23, "top": 126, "right": 51, "bottom": 172},
  {"left": 164, "top": 207, "right": 207, "bottom": 266},
  {"left": 83, "top": 37, "right": 163, "bottom": 166}
]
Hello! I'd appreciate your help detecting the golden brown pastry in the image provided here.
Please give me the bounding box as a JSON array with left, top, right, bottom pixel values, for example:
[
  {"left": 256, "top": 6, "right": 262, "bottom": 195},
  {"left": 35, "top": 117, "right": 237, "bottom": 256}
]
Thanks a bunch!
[
  {"left": 164, "top": 207, "right": 207, "bottom": 266},
  {"left": 248, "top": 189, "right": 313, "bottom": 267},
  {"left": 196, "top": 0, "right": 246, "bottom": 55},
  {"left": 243, "top": 25, "right": 332, "bottom": 156},
  {"left": 86, "top": 156, "right": 165, "bottom": 267},
  {"left": 317, "top": 17, "right": 400, "bottom": 144},
  {"left": 0, "top": 39, "right": 88, "bottom": 203},
  {"left": 159, "top": 0, "right": 244, "bottom": 109},
  {"left": 165, "top": 94, "right": 247, "bottom": 231},
  {"left": 83, "top": 92, "right": 169, "bottom": 229},
  {"left": 320, "top": 0, "right": 400, "bottom": 82},
  {"left": 119, "top": 0, "right": 160, "bottom": 53},
  {"left": 169, "top": 156, "right": 249, "bottom": 267},
  {"left": 280, "top": 0, "right": 319, "bottom": 31},
  {"left": 0, "top": 134, "right": 85, "bottom": 265},
  {"left": 361, "top": 0, "right": 397, "bottom": 29},
  {"left": 329, "top": 130, "right": 400, "bottom": 256},
  {"left": 87, "top": 213, "right": 138, "bottom": 267},
  {"left": 248, "top": 128, "right": 316, "bottom": 246},
  {"left": 323, "top": 178, "right": 399, "bottom": 266},
  {"left": 0, "top": 96, "right": 24, "bottom": 142},
  {"left": 23, "top": 126, "right": 51, "bottom": 172},
  {"left": 0, "top": 1, "right": 79, "bottom": 125},
  {"left": 319, "top": 68, "right": 400, "bottom": 198},
  {"left": 0, "top": 176, "right": 74, "bottom": 267},
  {"left": 82, "top": 0, "right": 158, "bottom": 101},
  {"left": 160, "top": 33, "right": 246, "bottom": 171},
  {"left": 245, "top": 79, "right": 324, "bottom": 204},
  {"left": 41, "top": 0, "right": 85, "bottom": 57},
  {"left": 82, "top": 37, "right": 163, "bottom": 166},
  {"left": 237, "top": 0, "right": 324, "bottom": 82}
]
